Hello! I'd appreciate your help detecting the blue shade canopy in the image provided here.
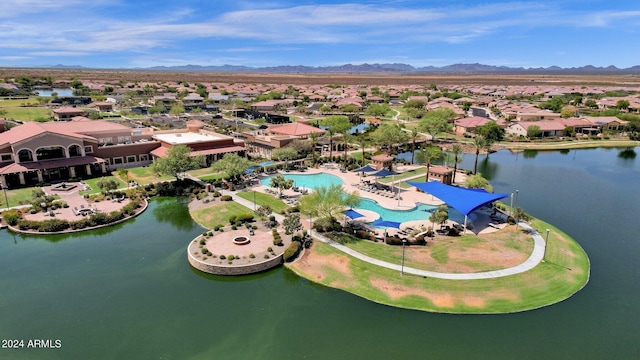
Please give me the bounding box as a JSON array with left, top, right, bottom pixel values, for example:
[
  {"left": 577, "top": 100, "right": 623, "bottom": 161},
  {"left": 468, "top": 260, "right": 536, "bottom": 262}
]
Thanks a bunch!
[
  {"left": 244, "top": 165, "right": 260, "bottom": 174},
  {"left": 371, "top": 168, "right": 397, "bottom": 177},
  {"left": 408, "top": 181, "right": 509, "bottom": 216},
  {"left": 372, "top": 219, "right": 402, "bottom": 228},
  {"left": 345, "top": 209, "right": 365, "bottom": 219},
  {"left": 353, "top": 164, "right": 377, "bottom": 173}
]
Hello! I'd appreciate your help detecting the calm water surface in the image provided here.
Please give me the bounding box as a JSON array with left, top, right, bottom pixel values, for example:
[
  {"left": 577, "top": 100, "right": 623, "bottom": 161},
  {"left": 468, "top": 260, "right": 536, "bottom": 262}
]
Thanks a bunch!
[{"left": 1, "top": 148, "right": 638, "bottom": 359}]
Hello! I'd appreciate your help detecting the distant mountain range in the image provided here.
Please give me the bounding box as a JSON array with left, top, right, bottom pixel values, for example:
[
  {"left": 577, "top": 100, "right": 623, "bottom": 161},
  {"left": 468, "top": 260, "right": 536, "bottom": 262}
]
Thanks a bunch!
[{"left": 45, "top": 63, "right": 640, "bottom": 74}]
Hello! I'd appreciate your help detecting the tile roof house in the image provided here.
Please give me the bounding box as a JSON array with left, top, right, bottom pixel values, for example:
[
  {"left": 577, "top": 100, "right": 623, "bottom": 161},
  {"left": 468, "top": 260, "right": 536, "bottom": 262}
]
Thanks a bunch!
[
  {"left": 243, "top": 122, "right": 325, "bottom": 159},
  {"left": 506, "top": 120, "right": 565, "bottom": 138},
  {"left": 53, "top": 107, "right": 85, "bottom": 121}
]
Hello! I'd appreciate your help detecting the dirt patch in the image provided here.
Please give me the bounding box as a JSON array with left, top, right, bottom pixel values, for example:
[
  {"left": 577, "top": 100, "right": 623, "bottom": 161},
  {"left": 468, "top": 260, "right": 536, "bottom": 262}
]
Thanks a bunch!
[
  {"left": 369, "top": 277, "right": 520, "bottom": 309},
  {"left": 290, "top": 248, "right": 352, "bottom": 282}
]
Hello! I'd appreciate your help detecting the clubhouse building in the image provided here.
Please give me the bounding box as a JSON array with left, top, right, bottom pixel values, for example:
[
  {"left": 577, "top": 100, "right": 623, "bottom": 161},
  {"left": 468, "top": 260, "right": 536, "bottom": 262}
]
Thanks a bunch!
[{"left": 0, "top": 118, "right": 244, "bottom": 188}]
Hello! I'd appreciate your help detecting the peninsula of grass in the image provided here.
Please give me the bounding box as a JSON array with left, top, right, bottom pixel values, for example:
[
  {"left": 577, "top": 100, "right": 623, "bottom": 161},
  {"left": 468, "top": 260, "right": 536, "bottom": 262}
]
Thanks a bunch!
[
  {"left": 190, "top": 201, "right": 254, "bottom": 229},
  {"left": 287, "top": 218, "right": 589, "bottom": 314},
  {"left": 506, "top": 139, "right": 640, "bottom": 151},
  {"left": 127, "top": 166, "right": 173, "bottom": 185}
]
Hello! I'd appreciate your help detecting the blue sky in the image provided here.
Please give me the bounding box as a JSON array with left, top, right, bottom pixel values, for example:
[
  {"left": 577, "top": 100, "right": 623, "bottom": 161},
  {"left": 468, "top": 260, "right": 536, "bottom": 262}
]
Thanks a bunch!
[{"left": 2, "top": 0, "right": 639, "bottom": 69}]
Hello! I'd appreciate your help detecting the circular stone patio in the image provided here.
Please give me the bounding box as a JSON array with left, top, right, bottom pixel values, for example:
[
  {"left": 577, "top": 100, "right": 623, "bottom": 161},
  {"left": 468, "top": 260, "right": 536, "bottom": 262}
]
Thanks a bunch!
[{"left": 187, "top": 227, "right": 292, "bottom": 275}]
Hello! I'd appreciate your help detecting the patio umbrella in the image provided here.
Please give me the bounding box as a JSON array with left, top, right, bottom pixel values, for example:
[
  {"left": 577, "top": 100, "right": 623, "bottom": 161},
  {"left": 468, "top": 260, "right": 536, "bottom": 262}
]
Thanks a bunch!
[
  {"left": 353, "top": 164, "right": 377, "bottom": 173},
  {"left": 372, "top": 219, "right": 402, "bottom": 243},
  {"left": 371, "top": 168, "right": 397, "bottom": 178}
]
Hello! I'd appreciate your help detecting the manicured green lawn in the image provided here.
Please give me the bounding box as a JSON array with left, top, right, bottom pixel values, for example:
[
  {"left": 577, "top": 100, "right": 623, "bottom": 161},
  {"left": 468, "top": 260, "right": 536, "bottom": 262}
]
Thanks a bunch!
[
  {"left": 3, "top": 187, "right": 40, "bottom": 207},
  {"left": 236, "top": 190, "right": 289, "bottom": 214},
  {"left": 2, "top": 106, "right": 52, "bottom": 122},
  {"left": 190, "top": 201, "right": 254, "bottom": 229},
  {"left": 79, "top": 176, "right": 128, "bottom": 195},
  {"left": 378, "top": 167, "right": 426, "bottom": 183},
  {"left": 289, "top": 216, "right": 589, "bottom": 314},
  {"left": 127, "top": 166, "right": 173, "bottom": 185},
  {"left": 0, "top": 99, "right": 39, "bottom": 107}
]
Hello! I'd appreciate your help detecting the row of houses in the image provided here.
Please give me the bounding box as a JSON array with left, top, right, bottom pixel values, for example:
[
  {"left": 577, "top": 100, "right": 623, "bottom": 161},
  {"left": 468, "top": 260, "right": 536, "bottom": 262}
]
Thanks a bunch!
[{"left": 454, "top": 115, "right": 628, "bottom": 137}]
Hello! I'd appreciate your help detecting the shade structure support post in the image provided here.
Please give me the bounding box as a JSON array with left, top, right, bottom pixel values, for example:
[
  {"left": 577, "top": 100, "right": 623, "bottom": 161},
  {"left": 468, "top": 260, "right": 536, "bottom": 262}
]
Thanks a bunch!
[{"left": 463, "top": 215, "right": 468, "bottom": 233}]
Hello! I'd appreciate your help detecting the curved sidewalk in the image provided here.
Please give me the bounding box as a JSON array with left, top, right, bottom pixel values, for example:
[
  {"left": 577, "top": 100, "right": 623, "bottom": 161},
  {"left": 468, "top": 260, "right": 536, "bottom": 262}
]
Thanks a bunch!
[{"left": 231, "top": 192, "right": 546, "bottom": 280}]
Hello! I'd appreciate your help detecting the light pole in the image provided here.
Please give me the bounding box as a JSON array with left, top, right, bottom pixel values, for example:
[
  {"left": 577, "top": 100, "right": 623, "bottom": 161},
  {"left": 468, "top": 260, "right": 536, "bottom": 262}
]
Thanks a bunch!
[
  {"left": 309, "top": 211, "right": 313, "bottom": 239},
  {"left": 401, "top": 238, "right": 406, "bottom": 276},
  {"left": 2, "top": 185, "right": 8, "bottom": 210},
  {"left": 509, "top": 192, "right": 514, "bottom": 216},
  {"left": 544, "top": 228, "right": 550, "bottom": 261},
  {"left": 514, "top": 189, "right": 520, "bottom": 229},
  {"left": 253, "top": 190, "right": 257, "bottom": 211}
]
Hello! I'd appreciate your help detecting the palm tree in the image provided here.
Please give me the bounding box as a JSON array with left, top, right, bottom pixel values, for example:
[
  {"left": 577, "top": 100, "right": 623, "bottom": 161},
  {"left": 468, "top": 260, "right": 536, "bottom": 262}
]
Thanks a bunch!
[
  {"left": 354, "top": 134, "right": 369, "bottom": 167},
  {"left": 416, "top": 145, "right": 443, "bottom": 182},
  {"left": 309, "top": 131, "right": 319, "bottom": 166},
  {"left": 326, "top": 127, "right": 336, "bottom": 162},
  {"left": 410, "top": 128, "right": 420, "bottom": 164},
  {"left": 450, "top": 143, "right": 462, "bottom": 183},
  {"left": 472, "top": 136, "right": 486, "bottom": 175}
]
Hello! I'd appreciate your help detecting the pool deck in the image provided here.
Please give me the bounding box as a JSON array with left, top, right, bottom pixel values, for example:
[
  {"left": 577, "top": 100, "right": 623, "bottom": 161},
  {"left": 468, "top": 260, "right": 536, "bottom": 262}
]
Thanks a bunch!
[{"left": 254, "top": 165, "right": 504, "bottom": 236}]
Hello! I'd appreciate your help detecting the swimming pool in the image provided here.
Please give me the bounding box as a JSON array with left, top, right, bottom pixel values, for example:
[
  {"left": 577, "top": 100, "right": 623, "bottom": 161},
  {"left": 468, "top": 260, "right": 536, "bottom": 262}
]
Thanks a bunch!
[
  {"left": 356, "top": 198, "right": 470, "bottom": 225},
  {"left": 261, "top": 172, "right": 343, "bottom": 189},
  {"left": 260, "top": 172, "right": 472, "bottom": 225}
]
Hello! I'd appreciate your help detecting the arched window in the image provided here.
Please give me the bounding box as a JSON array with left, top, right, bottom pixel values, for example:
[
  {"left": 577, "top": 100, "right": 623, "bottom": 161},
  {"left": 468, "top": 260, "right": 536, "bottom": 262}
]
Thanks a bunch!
[
  {"left": 68, "top": 145, "right": 82, "bottom": 157},
  {"left": 36, "top": 146, "right": 65, "bottom": 161},
  {"left": 18, "top": 149, "right": 34, "bottom": 162}
]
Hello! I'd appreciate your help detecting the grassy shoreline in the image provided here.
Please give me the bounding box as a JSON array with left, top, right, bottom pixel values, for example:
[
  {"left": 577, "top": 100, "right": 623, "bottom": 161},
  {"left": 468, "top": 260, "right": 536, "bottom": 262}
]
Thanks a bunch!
[
  {"left": 504, "top": 139, "right": 639, "bottom": 151},
  {"left": 287, "top": 217, "right": 590, "bottom": 314}
]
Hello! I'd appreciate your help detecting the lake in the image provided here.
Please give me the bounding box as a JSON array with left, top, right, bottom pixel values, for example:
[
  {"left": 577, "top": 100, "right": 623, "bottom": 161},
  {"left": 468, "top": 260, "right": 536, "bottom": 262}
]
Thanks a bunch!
[
  {"left": 34, "top": 88, "right": 74, "bottom": 97},
  {"left": 0, "top": 147, "right": 638, "bottom": 359}
]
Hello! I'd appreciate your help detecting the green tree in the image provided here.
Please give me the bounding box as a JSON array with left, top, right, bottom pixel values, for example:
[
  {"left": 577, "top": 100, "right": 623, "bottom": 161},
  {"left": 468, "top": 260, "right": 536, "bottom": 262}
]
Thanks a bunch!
[
  {"left": 616, "top": 99, "right": 630, "bottom": 110},
  {"left": 321, "top": 116, "right": 351, "bottom": 161},
  {"left": 472, "top": 135, "right": 486, "bottom": 174},
  {"left": 299, "top": 184, "right": 354, "bottom": 221},
  {"left": 476, "top": 120, "right": 504, "bottom": 143},
  {"left": 429, "top": 205, "right": 449, "bottom": 233},
  {"left": 418, "top": 108, "right": 455, "bottom": 141},
  {"left": 403, "top": 99, "right": 426, "bottom": 109},
  {"left": 96, "top": 178, "right": 119, "bottom": 193},
  {"left": 210, "top": 153, "right": 252, "bottom": 183},
  {"left": 271, "top": 147, "right": 299, "bottom": 169},
  {"left": 283, "top": 213, "right": 302, "bottom": 235},
  {"left": 464, "top": 173, "right": 493, "bottom": 192},
  {"left": 560, "top": 106, "right": 577, "bottom": 118},
  {"left": 152, "top": 144, "right": 203, "bottom": 181},
  {"left": 584, "top": 99, "right": 598, "bottom": 108},
  {"left": 269, "top": 175, "right": 294, "bottom": 197},
  {"left": 449, "top": 143, "right": 462, "bottom": 183},
  {"left": 416, "top": 145, "right": 443, "bottom": 182},
  {"left": 116, "top": 168, "right": 130, "bottom": 187},
  {"left": 169, "top": 105, "right": 185, "bottom": 117},
  {"left": 309, "top": 131, "right": 320, "bottom": 166},
  {"left": 527, "top": 125, "right": 542, "bottom": 138},
  {"left": 370, "top": 122, "right": 408, "bottom": 155},
  {"left": 354, "top": 133, "right": 369, "bottom": 166},
  {"left": 409, "top": 128, "right": 421, "bottom": 164},
  {"left": 365, "top": 103, "right": 390, "bottom": 117}
]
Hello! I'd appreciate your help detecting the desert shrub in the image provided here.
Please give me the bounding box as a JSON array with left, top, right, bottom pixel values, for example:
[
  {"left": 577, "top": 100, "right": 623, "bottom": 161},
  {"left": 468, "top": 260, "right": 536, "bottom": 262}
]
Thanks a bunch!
[
  {"left": 219, "top": 255, "right": 226, "bottom": 260},
  {"left": 283, "top": 241, "right": 302, "bottom": 262},
  {"left": 220, "top": 195, "right": 232, "bottom": 201},
  {"left": 2, "top": 209, "right": 23, "bottom": 225},
  {"left": 249, "top": 253, "right": 255, "bottom": 259},
  {"left": 235, "top": 213, "right": 254, "bottom": 223},
  {"left": 228, "top": 255, "right": 235, "bottom": 261},
  {"left": 231, "top": 225, "right": 237, "bottom": 230}
]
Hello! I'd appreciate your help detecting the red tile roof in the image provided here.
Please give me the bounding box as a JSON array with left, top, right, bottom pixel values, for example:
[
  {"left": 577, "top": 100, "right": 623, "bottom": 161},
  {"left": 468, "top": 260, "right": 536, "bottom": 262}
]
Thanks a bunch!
[{"left": 268, "top": 122, "right": 326, "bottom": 136}]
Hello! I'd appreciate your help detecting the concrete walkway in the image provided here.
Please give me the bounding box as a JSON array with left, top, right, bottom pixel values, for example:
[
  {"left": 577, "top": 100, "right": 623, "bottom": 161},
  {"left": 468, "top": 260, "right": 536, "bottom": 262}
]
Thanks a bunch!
[{"left": 229, "top": 189, "right": 547, "bottom": 280}]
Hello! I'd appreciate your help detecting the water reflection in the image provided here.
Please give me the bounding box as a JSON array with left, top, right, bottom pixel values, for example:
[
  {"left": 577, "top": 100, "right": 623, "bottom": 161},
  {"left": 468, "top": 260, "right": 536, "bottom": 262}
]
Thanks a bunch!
[
  {"left": 477, "top": 156, "right": 499, "bottom": 180},
  {"left": 618, "top": 148, "right": 636, "bottom": 160},
  {"left": 13, "top": 220, "right": 127, "bottom": 243},
  {"left": 522, "top": 149, "right": 538, "bottom": 159},
  {"left": 152, "top": 197, "right": 196, "bottom": 231}
]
